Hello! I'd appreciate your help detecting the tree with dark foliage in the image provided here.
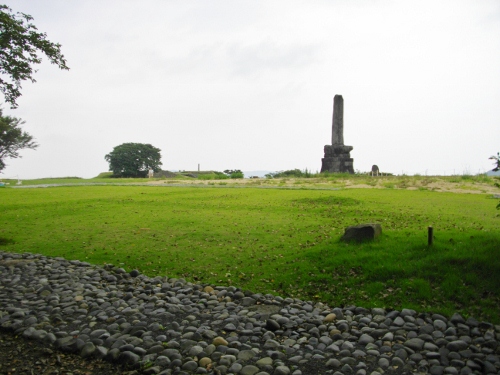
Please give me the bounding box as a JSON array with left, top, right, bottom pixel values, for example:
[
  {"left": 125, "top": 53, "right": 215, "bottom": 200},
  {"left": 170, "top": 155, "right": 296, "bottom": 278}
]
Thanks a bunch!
[
  {"left": 105, "top": 143, "right": 162, "bottom": 178},
  {"left": 223, "top": 169, "right": 244, "bottom": 179},
  {"left": 0, "top": 5, "right": 69, "bottom": 108},
  {"left": 0, "top": 108, "right": 37, "bottom": 172}
]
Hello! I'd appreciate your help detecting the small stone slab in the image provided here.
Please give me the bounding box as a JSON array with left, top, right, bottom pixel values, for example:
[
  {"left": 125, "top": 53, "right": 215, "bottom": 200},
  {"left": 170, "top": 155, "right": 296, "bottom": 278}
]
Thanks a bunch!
[{"left": 341, "top": 223, "right": 382, "bottom": 242}]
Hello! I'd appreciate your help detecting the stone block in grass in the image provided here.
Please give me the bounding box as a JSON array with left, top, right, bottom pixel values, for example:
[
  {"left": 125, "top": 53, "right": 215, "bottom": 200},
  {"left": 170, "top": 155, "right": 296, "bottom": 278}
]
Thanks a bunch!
[{"left": 341, "top": 223, "right": 382, "bottom": 242}]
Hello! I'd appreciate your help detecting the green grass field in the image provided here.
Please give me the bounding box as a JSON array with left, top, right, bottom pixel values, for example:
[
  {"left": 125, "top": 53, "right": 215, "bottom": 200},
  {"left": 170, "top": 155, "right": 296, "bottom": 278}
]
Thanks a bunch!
[{"left": 1, "top": 183, "right": 499, "bottom": 323}]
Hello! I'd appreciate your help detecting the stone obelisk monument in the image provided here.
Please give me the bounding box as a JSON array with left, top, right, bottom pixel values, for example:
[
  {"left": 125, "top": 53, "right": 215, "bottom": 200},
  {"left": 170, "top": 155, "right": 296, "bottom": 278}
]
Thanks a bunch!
[{"left": 320, "top": 95, "right": 354, "bottom": 174}]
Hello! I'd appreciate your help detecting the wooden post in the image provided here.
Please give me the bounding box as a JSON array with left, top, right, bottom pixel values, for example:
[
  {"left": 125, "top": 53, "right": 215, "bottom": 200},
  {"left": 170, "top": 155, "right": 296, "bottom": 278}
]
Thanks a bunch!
[{"left": 428, "top": 226, "right": 433, "bottom": 246}]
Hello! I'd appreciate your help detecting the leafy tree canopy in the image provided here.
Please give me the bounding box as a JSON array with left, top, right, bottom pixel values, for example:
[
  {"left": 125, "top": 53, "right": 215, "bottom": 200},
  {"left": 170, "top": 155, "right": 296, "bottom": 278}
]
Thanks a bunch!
[
  {"left": 223, "top": 169, "right": 244, "bottom": 179},
  {"left": 0, "top": 108, "right": 37, "bottom": 172},
  {"left": 0, "top": 5, "right": 69, "bottom": 108},
  {"left": 105, "top": 143, "right": 162, "bottom": 178}
]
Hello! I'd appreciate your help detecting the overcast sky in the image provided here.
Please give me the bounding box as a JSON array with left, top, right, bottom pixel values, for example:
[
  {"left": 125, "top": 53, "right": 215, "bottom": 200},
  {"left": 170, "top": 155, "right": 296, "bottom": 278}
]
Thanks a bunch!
[{"left": 2, "top": 0, "right": 499, "bottom": 179}]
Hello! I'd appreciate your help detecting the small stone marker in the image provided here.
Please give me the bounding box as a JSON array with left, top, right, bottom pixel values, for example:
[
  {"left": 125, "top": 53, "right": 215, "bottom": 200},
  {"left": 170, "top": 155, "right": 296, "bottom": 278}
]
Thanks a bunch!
[{"left": 341, "top": 223, "right": 382, "bottom": 242}]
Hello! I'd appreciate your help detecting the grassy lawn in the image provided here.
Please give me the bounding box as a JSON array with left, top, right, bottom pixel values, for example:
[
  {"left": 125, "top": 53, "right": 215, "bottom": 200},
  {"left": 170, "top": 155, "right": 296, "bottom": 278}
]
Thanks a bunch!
[{"left": 1, "top": 184, "right": 499, "bottom": 323}]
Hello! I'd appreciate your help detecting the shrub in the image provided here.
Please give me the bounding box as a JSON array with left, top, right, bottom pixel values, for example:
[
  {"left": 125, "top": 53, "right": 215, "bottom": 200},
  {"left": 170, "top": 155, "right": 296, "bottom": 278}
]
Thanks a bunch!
[
  {"left": 265, "top": 169, "right": 314, "bottom": 178},
  {"left": 223, "top": 170, "right": 244, "bottom": 179}
]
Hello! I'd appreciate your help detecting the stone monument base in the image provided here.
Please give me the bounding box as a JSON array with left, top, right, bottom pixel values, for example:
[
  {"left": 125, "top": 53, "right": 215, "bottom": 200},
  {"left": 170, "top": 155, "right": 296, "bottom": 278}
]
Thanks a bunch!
[
  {"left": 321, "top": 156, "right": 354, "bottom": 174},
  {"left": 320, "top": 144, "right": 354, "bottom": 174}
]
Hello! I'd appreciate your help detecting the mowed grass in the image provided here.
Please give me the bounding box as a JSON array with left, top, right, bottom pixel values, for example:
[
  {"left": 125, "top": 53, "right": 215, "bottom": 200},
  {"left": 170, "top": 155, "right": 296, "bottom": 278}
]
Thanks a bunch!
[{"left": 1, "top": 185, "right": 499, "bottom": 323}]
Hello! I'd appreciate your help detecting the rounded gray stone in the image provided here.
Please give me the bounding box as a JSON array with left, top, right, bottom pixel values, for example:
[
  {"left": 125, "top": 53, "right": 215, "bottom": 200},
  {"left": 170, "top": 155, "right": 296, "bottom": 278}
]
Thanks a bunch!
[
  {"left": 274, "top": 366, "right": 291, "bottom": 375},
  {"left": 241, "top": 297, "right": 256, "bottom": 306},
  {"left": 81, "top": 342, "right": 96, "bottom": 358},
  {"left": 240, "top": 365, "right": 260, "bottom": 375},
  {"left": 326, "top": 358, "right": 342, "bottom": 368},
  {"left": 154, "top": 356, "right": 171, "bottom": 367},
  {"left": 255, "top": 357, "right": 273, "bottom": 366},
  {"left": 229, "top": 362, "right": 243, "bottom": 373},
  {"left": 118, "top": 350, "right": 140, "bottom": 365},
  {"left": 434, "top": 320, "right": 447, "bottom": 331},
  {"left": 405, "top": 338, "right": 425, "bottom": 351},
  {"left": 238, "top": 349, "right": 256, "bottom": 361},
  {"left": 182, "top": 360, "right": 198, "bottom": 371},
  {"left": 129, "top": 269, "right": 140, "bottom": 277},
  {"left": 22, "top": 327, "right": 36, "bottom": 338},
  {"left": 341, "top": 357, "right": 357, "bottom": 365},
  {"left": 358, "top": 333, "right": 374, "bottom": 345},
  {"left": 391, "top": 357, "right": 405, "bottom": 367},
  {"left": 266, "top": 319, "right": 280, "bottom": 331},
  {"left": 393, "top": 317, "right": 405, "bottom": 326},
  {"left": 378, "top": 357, "right": 390, "bottom": 369},
  {"left": 447, "top": 340, "right": 468, "bottom": 351},
  {"left": 189, "top": 345, "right": 204, "bottom": 357}
]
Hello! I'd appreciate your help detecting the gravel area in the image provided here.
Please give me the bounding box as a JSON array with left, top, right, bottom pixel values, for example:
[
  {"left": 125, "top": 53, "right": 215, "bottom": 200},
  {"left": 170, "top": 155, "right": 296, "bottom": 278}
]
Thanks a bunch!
[{"left": 0, "top": 251, "right": 499, "bottom": 375}]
